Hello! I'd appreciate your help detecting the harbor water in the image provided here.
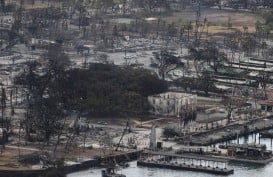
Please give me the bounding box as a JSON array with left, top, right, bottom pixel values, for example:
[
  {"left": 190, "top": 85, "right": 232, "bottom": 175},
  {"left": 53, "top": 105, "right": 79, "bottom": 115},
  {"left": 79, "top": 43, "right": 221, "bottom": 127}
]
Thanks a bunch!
[{"left": 68, "top": 132, "right": 273, "bottom": 177}]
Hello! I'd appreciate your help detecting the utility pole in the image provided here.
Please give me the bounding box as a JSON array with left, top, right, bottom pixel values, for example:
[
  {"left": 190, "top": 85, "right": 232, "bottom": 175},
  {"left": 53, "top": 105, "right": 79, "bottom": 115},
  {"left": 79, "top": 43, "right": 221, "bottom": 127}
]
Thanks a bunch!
[
  {"left": 149, "top": 121, "right": 156, "bottom": 150},
  {"left": 1, "top": 87, "right": 5, "bottom": 128}
]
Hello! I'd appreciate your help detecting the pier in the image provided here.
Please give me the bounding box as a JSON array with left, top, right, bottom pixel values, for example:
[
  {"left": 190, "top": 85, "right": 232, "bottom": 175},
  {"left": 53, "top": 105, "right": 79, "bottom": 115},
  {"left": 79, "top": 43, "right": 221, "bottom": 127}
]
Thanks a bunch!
[
  {"left": 137, "top": 150, "right": 234, "bottom": 175},
  {"left": 180, "top": 115, "right": 273, "bottom": 146}
]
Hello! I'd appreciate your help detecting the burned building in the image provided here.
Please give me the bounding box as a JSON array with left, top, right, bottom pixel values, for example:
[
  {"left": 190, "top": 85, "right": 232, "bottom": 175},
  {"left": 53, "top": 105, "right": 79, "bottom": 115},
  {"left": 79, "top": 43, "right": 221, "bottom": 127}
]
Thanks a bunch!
[{"left": 148, "top": 92, "right": 197, "bottom": 117}]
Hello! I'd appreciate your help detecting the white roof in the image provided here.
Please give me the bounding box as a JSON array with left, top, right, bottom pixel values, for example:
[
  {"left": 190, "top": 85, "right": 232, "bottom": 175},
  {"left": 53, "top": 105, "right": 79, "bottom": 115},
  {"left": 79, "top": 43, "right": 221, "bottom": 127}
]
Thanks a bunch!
[{"left": 145, "top": 17, "right": 158, "bottom": 21}]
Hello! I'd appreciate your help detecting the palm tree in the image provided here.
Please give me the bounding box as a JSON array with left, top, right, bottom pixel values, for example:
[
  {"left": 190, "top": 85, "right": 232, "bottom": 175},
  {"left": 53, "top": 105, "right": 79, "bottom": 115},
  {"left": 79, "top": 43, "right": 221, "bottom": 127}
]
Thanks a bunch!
[
  {"left": 261, "top": 41, "right": 267, "bottom": 57},
  {"left": 185, "top": 21, "right": 192, "bottom": 42}
]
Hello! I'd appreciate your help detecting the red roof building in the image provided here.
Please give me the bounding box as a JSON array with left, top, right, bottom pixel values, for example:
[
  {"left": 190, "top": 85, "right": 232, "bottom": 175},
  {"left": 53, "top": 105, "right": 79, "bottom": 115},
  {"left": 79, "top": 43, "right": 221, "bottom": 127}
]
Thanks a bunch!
[{"left": 259, "top": 100, "right": 273, "bottom": 111}]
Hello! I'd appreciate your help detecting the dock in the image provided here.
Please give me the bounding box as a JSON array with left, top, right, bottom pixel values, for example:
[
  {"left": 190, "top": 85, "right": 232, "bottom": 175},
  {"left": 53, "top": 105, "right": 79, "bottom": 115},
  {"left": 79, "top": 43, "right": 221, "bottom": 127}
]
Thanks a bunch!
[
  {"left": 260, "top": 130, "right": 273, "bottom": 138},
  {"left": 183, "top": 115, "right": 273, "bottom": 146},
  {"left": 137, "top": 150, "right": 234, "bottom": 175}
]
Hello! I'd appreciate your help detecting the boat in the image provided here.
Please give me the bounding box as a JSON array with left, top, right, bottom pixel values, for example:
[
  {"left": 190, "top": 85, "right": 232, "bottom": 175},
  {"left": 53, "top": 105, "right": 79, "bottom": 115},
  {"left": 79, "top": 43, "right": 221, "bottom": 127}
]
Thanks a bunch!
[
  {"left": 118, "top": 161, "right": 129, "bottom": 168},
  {"left": 101, "top": 167, "right": 126, "bottom": 177},
  {"left": 260, "top": 130, "right": 273, "bottom": 138}
]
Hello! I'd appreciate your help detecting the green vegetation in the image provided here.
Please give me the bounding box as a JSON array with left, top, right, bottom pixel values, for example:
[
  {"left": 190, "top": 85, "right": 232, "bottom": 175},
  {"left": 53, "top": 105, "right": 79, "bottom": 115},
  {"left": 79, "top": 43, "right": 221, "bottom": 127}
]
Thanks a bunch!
[
  {"left": 60, "top": 63, "right": 168, "bottom": 117},
  {"left": 14, "top": 44, "right": 168, "bottom": 144},
  {"left": 174, "top": 74, "right": 219, "bottom": 95},
  {"left": 15, "top": 46, "right": 168, "bottom": 118}
]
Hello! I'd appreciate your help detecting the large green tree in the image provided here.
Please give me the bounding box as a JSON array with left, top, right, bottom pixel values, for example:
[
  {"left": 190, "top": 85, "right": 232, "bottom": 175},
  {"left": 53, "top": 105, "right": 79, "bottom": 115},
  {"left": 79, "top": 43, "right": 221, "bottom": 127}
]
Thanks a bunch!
[
  {"left": 16, "top": 62, "right": 168, "bottom": 118},
  {"left": 60, "top": 64, "right": 168, "bottom": 116}
]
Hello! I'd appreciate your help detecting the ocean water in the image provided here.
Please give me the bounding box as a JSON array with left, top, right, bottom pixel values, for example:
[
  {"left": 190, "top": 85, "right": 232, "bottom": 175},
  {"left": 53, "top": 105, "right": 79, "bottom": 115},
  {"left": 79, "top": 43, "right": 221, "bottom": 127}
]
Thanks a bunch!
[{"left": 68, "top": 133, "right": 273, "bottom": 177}]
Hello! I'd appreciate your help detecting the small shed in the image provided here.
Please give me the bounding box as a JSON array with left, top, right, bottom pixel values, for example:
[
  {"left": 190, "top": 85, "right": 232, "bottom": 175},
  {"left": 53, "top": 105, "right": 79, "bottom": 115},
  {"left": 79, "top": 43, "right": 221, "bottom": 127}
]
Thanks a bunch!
[
  {"left": 259, "top": 100, "right": 273, "bottom": 111},
  {"left": 227, "top": 148, "right": 236, "bottom": 157}
]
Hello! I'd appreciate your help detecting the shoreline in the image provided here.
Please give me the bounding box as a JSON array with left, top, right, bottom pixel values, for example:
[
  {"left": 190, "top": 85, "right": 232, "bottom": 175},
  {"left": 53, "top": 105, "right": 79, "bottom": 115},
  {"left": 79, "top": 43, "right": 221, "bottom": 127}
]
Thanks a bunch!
[{"left": 0, "top": 150, "right": 141, "bottom": 177}]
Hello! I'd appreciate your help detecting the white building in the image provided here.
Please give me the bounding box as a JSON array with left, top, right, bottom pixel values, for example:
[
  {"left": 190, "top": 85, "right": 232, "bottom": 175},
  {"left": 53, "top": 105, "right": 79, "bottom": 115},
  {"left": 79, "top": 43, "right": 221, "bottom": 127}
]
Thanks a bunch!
[{"left": 148, "top": 92, "right": 197, "bottom": 117}]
